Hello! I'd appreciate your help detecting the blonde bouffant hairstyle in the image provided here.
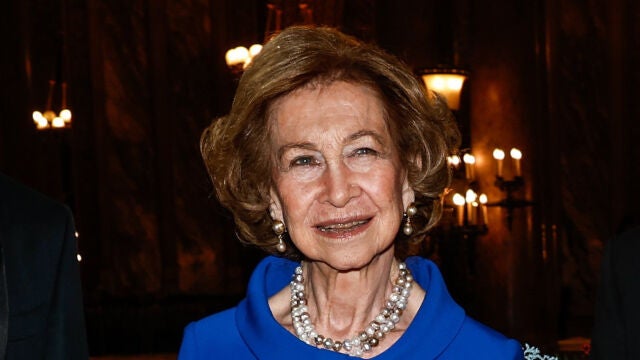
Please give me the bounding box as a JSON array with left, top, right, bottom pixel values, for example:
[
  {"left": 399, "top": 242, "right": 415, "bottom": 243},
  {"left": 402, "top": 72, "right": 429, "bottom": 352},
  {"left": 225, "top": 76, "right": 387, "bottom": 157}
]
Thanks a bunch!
[{"left": 201, "top": 26, "right": 460, "bottom": 259}]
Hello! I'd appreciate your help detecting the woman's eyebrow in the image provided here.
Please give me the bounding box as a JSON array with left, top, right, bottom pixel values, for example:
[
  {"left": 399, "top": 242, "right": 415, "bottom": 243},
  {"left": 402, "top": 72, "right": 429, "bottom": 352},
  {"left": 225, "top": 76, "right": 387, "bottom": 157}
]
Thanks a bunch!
[
  {"left": 277, "top": 142, "right": 316, "bottom": 160},
  {"left": 347, "top": 130, "right": 386, "bottom": 146}
]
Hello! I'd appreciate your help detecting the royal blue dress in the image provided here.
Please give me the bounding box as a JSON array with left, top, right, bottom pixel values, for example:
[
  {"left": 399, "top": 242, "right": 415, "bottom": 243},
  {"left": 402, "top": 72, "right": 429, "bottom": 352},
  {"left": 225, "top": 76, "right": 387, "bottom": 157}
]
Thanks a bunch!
[{"left": 178, "top": 256, "right": 523, "bottom": 359}]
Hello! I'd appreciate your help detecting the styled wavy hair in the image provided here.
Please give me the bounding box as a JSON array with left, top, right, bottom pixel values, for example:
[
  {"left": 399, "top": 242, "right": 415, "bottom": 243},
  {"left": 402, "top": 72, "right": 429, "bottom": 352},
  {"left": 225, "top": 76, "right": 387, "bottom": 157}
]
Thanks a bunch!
[{"left": 201, "top": 26, "right": 460, "bottom": 259}]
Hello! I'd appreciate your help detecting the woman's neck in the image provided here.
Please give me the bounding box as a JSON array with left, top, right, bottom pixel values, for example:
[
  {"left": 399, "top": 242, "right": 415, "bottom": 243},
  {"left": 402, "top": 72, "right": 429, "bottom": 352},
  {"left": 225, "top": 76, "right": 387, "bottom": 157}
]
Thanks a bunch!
[
  {"left": 268, "top": 252, "right": 426, "bottom": 358},
  {"left": 303, "top": 254, "right": 398, "bottom": 339}
]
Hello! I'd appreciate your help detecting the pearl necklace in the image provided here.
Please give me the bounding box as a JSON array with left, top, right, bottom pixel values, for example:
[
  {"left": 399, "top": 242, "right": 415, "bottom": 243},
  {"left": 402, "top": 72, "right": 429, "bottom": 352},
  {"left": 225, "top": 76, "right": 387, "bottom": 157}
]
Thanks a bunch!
[{"left": 289, "top": 262, "right": 413, "bottom": 357}]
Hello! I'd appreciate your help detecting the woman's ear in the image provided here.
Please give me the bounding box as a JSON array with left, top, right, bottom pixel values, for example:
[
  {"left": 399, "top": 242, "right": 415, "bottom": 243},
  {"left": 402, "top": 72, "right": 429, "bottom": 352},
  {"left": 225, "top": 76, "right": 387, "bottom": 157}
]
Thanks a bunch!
[
  {"left": 401, "top": 175, "right": 415, "bottom": 210},
  {"left": 269, "top": 187, "right": 284, "bottom": 221},
  {"left": 402, "top": 155, "right": 420, "bottom": 210}
]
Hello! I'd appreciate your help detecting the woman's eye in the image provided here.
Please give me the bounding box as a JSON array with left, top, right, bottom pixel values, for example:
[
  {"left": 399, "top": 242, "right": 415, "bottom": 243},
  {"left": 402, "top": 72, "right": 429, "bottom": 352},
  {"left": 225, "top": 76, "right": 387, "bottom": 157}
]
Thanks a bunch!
[
  {"left": 354, "top": 147, "right": 378, "bottom": 156},
  {"left": 291, "top": 156, "right": 317, "bottom": 167}
]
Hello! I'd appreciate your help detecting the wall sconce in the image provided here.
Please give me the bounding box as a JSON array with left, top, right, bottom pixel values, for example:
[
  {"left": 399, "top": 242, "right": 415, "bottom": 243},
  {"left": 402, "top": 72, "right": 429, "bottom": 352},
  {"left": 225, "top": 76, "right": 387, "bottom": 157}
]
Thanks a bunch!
[
  {"left": 225, "top": 1, "right": 314, "bottom": 75},
  {"left": 487, "top": 147, "right": 534, "bottom": 229},
  {"left": 446, "top": 151, "right": 489, "bottom": 235},
  {"left": 224, "top": 1, "right": 281, "bottom": 74},
  {"left": 421, "top": 68, "right": 468, "bottom": 111},
  {"left": 32, "top": 0, "right": 72, "bottom": 131},
  {"left": 439, "top": 151, "right": 488, "bottom": 274},
  {"left": 32, "top": 80, "right": 72, "bottom": 130}
]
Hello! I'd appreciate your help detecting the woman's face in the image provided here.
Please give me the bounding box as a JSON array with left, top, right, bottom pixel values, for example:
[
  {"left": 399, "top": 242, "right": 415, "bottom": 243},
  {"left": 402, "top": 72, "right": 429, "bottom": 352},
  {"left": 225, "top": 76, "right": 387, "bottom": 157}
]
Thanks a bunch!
[{"left": 269, "top": 81, "right": 414, "bottom": 270}]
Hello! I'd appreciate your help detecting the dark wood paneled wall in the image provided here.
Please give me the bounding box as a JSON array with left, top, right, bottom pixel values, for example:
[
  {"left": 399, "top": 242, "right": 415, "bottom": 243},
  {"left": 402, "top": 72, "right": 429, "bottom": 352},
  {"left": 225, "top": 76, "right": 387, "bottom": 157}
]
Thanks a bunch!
[
  {"left": 544, "top": 0, "right": 640, "bottom": 338},
  {"left": 1, "top": 0, "right": 638, "bottom": 355}
]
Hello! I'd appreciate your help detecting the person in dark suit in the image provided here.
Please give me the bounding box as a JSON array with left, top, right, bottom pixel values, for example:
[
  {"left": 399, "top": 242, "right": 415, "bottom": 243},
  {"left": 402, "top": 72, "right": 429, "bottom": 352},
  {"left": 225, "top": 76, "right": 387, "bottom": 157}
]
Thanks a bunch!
[
  {"left": 0, "top": 172, "right": 89, "bottom": 360},
  {"left": 591, "top": 226, "right": 640, "bottom": 359}
]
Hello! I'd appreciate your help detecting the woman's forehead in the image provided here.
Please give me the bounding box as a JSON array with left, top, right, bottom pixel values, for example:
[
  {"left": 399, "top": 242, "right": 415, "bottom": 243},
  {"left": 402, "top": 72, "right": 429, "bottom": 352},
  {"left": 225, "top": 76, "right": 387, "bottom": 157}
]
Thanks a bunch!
[{"left": 269, "top": 82, "right": 387, "bottom": 136}]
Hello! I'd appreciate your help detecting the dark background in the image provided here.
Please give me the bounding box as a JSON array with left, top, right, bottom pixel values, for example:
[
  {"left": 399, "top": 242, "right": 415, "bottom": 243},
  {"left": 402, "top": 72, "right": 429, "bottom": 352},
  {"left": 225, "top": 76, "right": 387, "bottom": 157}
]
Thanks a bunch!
[{"left": 1, "top": 0, "right": 638, "bottom": 356}]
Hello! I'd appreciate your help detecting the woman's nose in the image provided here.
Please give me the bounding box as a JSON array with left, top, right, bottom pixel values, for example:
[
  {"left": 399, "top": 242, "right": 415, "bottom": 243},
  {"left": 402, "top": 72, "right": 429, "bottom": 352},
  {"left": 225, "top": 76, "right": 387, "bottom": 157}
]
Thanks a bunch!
[{"left": 321, "top": 162, "right": 360, "bottom": 207}]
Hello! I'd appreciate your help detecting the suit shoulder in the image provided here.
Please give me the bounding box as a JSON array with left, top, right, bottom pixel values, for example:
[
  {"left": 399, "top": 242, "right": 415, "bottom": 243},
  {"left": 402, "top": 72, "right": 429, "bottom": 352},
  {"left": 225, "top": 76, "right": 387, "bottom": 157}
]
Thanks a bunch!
[
  {"left": 0, "top": 172, "right": 71, "bottom": 224},
  {"left": 611, "top": 226, "right": 640, "bottom": 253}
]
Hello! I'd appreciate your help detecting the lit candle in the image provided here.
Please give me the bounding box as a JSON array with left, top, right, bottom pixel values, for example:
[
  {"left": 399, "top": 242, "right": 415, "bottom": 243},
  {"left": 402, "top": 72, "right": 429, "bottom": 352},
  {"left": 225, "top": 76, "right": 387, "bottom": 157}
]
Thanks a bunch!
[
  {"left": 32, "top": 111, "right": 48, "bottom": 129},
  {"left": 472, "top": 201, "right": 479, "bottom": 226},
  {"left": 465, "top": 189, "right": 477, "bottom": 225},
  {"left": 32, "top": 110, "right": 42, "bottom": 123},
  {"left": 452, "top": 193, "right": 465, "bottom": 226},
  {"left": 243, "top": 44, "right": 263, "bottom": 68},
  {"left": 52, "top": 117, "right": 65, "bottom": 128},
  {"left": 479, "top": 194, "right": 488, "bottom": 225},
  {"left": 60, "top": 109, "right": 72, "bottom": 123},
  {"left": 248, "top": 44, "right": 263, "bottom": 58},
  {"left": 510, "top": 148, "right": 522, "bottom": 177},
  {"left": 462, "top": 153, "right": 476, "bottom": 181},
  {"left": 447, "top": 154, "right": 461, "bottom": 169},
  {"left": 492, "top": 148, "right": 505, "bottom": 178}
]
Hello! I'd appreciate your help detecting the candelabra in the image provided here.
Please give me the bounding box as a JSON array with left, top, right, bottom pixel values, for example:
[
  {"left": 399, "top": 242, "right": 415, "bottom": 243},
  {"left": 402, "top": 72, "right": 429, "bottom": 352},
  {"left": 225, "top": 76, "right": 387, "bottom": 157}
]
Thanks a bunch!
[
  {"left": 437, "top": 150, "right": 487, "bottom": 274},
  {"left": 486, "top": 148, "right": 534, "bottom": 229},
  {"left": 32, "top": 0, "right": 72, "bottom": 130},
  {"left": 225, "top": 1, "right": 314, "bottom": 75},
  {"left": 447, "top": 152, "right": 489, "bottom": 235},
  {"left": 32, "top": 80, "right": 72, "bottom": 130}
]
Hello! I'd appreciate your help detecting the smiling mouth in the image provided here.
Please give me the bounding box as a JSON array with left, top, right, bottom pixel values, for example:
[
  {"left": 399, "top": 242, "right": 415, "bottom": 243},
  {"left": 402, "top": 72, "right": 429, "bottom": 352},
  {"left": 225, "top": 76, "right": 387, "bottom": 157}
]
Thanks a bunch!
[{"left": 316, "top": 219, "right": 370, "bottom": 233}]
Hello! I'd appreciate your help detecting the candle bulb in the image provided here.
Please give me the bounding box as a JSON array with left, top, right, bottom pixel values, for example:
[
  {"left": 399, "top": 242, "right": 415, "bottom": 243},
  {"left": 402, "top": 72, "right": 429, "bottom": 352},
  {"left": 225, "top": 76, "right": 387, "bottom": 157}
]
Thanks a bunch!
[
  {"left": 510, "top": 148, "right": 522, "bottom": 177},
  {"left": 479, "top": 194, "right": 488, "bottom": 225},
  {"left": 465, "top": 189, "right": 477, "bottom": 225},
  {"left": 452, "top": 193, "right": 465, "bottom": 226},
  {"left": 493, "top": 148, "right": 505, "bottom": 178},
  {"left": 225, "top": 46, "right": 249, "bottom": 67},
  {"left": 447, "top": 154, "right": 461, "bottom": 169},
  {"left": 248, "top": 44, "right": 263, "bottom": 58},
  {"left": 472, "top": 201, "right": 479, "bottom": 226},
  {"left": 462, "top": 153, "right": 476, "bottom": 181}
]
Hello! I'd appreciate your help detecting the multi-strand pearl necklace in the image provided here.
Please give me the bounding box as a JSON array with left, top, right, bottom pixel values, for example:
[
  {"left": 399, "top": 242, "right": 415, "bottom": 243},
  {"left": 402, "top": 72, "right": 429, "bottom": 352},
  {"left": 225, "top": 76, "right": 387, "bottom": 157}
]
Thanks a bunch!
[{"left": 289, "top": 262, "right": 413, "bottom": 357}]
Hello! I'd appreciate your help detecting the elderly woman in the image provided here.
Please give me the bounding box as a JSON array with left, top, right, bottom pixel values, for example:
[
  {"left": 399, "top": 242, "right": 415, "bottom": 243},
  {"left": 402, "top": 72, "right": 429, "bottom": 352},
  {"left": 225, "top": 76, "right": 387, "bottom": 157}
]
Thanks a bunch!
[{"left": 179, "top": 26, "right": 523, "bottom": 359}]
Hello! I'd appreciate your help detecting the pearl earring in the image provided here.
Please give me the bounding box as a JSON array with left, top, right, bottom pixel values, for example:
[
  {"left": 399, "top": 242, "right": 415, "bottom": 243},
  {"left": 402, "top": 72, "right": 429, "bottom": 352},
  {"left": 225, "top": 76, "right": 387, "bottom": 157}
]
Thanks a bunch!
[
  {"left": 403, "top": 203, "right": 418, "bottom": 236},
  {"left": 272, "top": 220, "right": 287, "bottom": 252}
]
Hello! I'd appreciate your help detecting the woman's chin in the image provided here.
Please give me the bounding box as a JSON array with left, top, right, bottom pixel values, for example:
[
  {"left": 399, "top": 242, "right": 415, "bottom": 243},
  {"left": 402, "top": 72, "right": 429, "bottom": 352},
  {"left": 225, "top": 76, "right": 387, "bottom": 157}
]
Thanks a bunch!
[{"left": 306, "top": 245, "right": 396, "bottom": 272}]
